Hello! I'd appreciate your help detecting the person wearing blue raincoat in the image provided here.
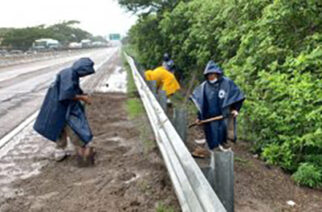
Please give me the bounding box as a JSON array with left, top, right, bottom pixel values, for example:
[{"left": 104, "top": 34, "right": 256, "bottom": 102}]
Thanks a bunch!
[
  {"left": 190, "top": 61, "right": 245, "bottom": 151},
  {"left": 34, "top": 58, "right": 96, "bottom": 164},
  {"left": 162, "top": 53, "right": 171, "bottom": 66},
  {"left": 162, "top": 53, "right": 176, "bottom": 73}
]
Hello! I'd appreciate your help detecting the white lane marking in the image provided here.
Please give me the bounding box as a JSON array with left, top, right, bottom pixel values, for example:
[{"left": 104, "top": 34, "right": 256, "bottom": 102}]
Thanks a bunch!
[{"left": 0, "top": 112, "right": 37, "bottom": 152}]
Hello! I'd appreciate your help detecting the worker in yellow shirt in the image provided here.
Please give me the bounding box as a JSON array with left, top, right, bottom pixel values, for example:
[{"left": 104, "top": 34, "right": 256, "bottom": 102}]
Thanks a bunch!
[{"left": 144, "top": 61, "right": 181, "bottom": 97}]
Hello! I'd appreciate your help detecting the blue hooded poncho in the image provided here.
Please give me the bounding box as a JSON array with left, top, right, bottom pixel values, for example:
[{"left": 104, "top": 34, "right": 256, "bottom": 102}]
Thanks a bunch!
[
  {"left": 163, "top": 60, "right": 176, "bottom": 73},
  {"left": 190, "top": 61, "right": 245, "bottom": 149},
  {"left": 34, "top": 58, "right": 95, "bottom": 144}
]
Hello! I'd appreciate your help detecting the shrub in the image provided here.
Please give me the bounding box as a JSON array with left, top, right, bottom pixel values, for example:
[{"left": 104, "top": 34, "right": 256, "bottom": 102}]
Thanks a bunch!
[{"left": 292, "top": 163, "right": 322, "bottom": 188}]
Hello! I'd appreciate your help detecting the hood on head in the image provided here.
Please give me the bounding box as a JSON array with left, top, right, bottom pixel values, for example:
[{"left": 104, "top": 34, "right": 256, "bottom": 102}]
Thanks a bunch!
[
  {"left": 163, "top": 53, "right": 170, "bottom": 62},
  {"left": 72, "top": 57, "right": 95, "bottom": 77},
  {"left": 203, "top": 60, "right": 223, "bottom": 76},
  {"left": 165, "top": 60, "right": 175, "bottom": 72}
]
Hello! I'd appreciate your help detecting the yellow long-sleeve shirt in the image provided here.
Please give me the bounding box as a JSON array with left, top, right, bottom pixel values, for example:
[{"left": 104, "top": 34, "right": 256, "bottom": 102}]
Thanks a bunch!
[{"left": 144, "top": 66, "right": 181, "bottom": 96}]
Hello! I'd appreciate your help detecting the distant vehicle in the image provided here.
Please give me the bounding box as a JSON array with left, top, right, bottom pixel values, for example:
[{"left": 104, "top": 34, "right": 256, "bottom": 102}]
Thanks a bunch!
[
  {"left": 0, "top": 49, "right": 8, "bottom": 56},
  {"left": 68, "top": 42, "right": 82, "bottom": 49},
  {"left": 24, "top": 50, "right": 37, "bottom": 55},
  {"left": 9, "top": 50, "right": 23, "bottom": 55},
  {"left": 81, "top": 39, "right": 92, "bottom": 48},
  {"left": 92, "top": 41, "right": 108, "bottom": 47},
  {"left": 32, "top": 38, "right": 61, "bottom": 50}
]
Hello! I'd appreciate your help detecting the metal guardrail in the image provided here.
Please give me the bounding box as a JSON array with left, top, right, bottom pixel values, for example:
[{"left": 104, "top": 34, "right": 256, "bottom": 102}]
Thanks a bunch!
[{"left": 125, "top": 53, "right": 226, "bottom": 212}]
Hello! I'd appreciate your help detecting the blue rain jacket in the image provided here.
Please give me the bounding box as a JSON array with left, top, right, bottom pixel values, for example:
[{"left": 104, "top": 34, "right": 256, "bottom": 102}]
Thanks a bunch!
[
  {"left": 162, "top": 60, "right": 176, "bottom": 73},
  {"left": 190, "top": 61, "right": 245, "bottom": 149},
  {"left": 33, "top": 58, "right": 95, "bottom": 144}
]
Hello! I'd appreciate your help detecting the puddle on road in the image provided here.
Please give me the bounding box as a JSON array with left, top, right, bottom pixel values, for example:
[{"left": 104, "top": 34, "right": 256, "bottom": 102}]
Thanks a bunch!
[{"left": 96, "top": 66, "right": 127, "bottom": 93}]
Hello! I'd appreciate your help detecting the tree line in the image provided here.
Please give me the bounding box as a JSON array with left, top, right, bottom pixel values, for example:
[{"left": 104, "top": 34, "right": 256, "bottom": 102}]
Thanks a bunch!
[
  {"left": 0, "top": 20, "right": 106, "bottom": 50},
  {"left": 121, "top": 0, "right": 322, "bottom": 187}
]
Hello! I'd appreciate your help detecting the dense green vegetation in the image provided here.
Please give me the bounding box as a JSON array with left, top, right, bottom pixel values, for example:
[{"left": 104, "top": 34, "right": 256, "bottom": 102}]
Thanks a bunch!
[
  {"left": 121, "top": 0, "right": 322, "bottom": 187},
  {"left": 0, "top": 20, "right": 104, "bottom": 50}
]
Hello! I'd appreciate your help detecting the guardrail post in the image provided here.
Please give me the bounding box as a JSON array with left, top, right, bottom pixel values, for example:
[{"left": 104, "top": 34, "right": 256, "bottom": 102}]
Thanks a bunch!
[
  {"left": 139, "top": 68, "right": 145, "bottom": 77},
  {"left": 157, "top": 90, "right": 168, "bottom": 112},
  {"left": 135, "top": 63, "right": 145, "bottom": 77},
  {"left": 215, "top": 151, "right": 234, "bottom": 212},
  {"left": 172, "top": 108, "right": 187, "bottom": 143},
  {"left": 146, "top": 80, "right": 157, "bottom": 96},
  {"left": 204, "top": 151, "right": 234, "bottom": 212}
]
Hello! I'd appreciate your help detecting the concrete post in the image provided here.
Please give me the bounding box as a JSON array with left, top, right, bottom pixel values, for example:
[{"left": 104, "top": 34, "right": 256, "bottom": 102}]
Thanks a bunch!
[
  {"left": 158, "top": 90, "right": 167, "bottom": 112},
  {"left": 172, "top": 108, "right": 187, "bottom": 143},
  {"left": 203, "top": 151, "right": 234, "bottom": 212},
  {"left": 146, "top": 80, "right": 157, "bottom": 96},
  {"left": 214, "top": 151, "right": 234, "bottom": 212},
  {"left": 135, "top": 62, "right": 144, "bottom": 77},
  {"left": 139, "top": 68, "right": 145, "bottom": 77}
]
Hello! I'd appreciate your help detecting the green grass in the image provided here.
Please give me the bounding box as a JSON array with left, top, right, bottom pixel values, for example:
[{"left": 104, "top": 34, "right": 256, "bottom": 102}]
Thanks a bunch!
[
  {"left": 126, "top": 98, "right": 144, "bottom": 119},
  {"left": 156, "top": 202, "right": 176, "bottom": 212},
  {"left": 121, "top": 48, "right": 156, "bottom": 154},
  {"left": 120, "top": 48, "right": 144, "bottom": 119},
  {"left": 120, "top": 49, "right": 137, "bottom": 95},
  {"left": 125, "top": 64, "right": 137, "bottom": 98}
]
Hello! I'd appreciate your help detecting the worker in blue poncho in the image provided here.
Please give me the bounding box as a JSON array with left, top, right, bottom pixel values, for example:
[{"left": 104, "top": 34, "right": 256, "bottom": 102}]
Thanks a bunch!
[
  {"left": 190, "top": 60, "right": 245, "bottom": 153},
  {"left": 34, "top": 58, "right": 96, "bottom": 166},
  {"left": 162, "top": 53, "right": 176, "bottom": 73}
]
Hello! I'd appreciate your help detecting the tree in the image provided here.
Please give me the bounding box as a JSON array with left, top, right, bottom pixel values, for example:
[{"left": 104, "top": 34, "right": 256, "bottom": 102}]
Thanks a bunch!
[
  {"left": 125, "top": 0, "right": 322, "bottom": 187},
  {"left": 1, "top": 20, "right": 93, "bottom": 50},
  {"left": 2, "top": 26, "right": 49, "bottom": 50},
  {"left": 47, "top": 21, "right": 92, "bottom": 45},
  {"left": 118, "top": 0, "right": 185, "bottom": 13}
]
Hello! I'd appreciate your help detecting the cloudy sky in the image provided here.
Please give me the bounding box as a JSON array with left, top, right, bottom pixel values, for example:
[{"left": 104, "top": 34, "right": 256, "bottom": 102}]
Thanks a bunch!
[{"left": 0, "top": 0, "right": 137, "bottom": 36}]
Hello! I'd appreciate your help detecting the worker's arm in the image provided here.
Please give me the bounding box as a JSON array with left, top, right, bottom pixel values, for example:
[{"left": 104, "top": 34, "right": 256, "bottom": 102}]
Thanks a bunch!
[
  {"left": 73, "top": 94, "right": 92, "bottom": 105},
  {"left": 230, "top": 104, "right": 239, "bottom": 117}
]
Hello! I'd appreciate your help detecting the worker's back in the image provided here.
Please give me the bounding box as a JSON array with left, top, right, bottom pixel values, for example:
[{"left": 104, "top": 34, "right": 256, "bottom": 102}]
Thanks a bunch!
[{"left": 145, "top": 66, "right": 180, "bottom": 96}]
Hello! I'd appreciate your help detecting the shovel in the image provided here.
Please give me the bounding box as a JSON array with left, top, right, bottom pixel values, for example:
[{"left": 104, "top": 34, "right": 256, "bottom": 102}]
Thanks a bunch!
[{"left": 189, "top": 115, "right": 224, "bottom": 128}]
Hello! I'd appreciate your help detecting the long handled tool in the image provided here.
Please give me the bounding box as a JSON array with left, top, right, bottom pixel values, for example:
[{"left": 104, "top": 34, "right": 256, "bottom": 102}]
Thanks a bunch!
[{"left": 189, "top": 115, "right": 224, "bottom": 128}]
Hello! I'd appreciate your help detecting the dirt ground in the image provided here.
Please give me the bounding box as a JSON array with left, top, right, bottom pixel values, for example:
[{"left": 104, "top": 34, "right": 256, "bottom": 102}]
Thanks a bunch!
[
  {"left": 1, "top": 93, "right": 179, "bottom": 212},
  {"left": 187, "top": 116, "right": 322, "bottom": 212}
]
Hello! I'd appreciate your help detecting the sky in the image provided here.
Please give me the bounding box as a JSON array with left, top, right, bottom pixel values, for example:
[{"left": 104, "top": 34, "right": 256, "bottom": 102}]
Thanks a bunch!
[{"left": 0, "top": 0, "right": 137, "bottom": 37}]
